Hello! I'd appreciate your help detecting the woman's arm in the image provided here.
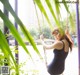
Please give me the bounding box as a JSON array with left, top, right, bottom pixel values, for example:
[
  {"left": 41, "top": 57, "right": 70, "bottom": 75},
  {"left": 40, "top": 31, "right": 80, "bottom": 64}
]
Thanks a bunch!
[
  {"left": 41, "top": 39, "right": 55, "bottom": 49},
  {"left": 65, "top": 29, "right": 74, "bottom": 46},
  {"left": 40, "top": 35, "right": 63, "bottom": 50}
]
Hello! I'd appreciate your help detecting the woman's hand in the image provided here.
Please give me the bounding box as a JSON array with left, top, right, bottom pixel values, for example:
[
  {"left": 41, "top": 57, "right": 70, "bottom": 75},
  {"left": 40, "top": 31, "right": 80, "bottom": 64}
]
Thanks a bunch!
[
  {"left": 65, "top": 29, "right": 74, "bottom": 46},
  {"left": 65, "top": 29, "right": 69, "bottom": 35},
  {"left": 40, "top": 34, "right": 44, "bottom": 40}
]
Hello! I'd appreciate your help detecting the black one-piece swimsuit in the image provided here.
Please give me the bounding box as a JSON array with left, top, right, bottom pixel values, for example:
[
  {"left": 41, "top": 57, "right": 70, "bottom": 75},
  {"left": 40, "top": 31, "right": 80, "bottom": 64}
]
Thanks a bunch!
[{"left": 48, "top": 41, "right": 68, "bottom": 75}]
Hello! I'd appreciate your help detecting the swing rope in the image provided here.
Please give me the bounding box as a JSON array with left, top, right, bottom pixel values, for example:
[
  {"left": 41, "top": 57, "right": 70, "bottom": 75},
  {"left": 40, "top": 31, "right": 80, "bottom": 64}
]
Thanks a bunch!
[
  {"left": 33, "top": 0, "right": 48, "bottom": 68},
  {"left": 65, "top": 8, "right": 74, "bottom": 47},
  {"left": 33, "top": 0, "right": 41, "bottom": 34},
  {"left": 41, "top": 12, "right": 48, "bottom": 67},
  {"left": 33, "top": 1, "right": 71, "bottom": 75}
]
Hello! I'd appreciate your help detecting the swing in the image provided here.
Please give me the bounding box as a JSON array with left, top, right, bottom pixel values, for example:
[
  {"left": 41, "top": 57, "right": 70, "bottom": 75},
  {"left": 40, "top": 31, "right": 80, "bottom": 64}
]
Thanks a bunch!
[
  {"left": 33, "top": 0, "right": 48, "bottom": 68},
  {"left": 33, "top": 1, "right": 47, "bottom": 66},
  {"left": 33, "top": 1, "right": 73, "bottom": 75}
]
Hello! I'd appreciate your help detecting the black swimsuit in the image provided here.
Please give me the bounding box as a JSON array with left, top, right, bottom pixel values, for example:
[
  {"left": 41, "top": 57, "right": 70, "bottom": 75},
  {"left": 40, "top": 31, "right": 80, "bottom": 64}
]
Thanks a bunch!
[{"left": 48, "top": 41, "right": 68, "bottom": 75}]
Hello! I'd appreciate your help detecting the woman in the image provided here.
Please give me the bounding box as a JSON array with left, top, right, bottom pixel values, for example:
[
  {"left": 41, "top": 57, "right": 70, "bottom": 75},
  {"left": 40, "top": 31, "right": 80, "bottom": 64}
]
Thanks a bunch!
[{"left": 40, "top": 28, "right": 73, "bottom": 75}]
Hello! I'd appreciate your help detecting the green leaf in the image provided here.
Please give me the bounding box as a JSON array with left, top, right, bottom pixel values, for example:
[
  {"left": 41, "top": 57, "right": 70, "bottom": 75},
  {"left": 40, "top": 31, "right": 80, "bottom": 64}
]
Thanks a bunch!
[
  {"left": 0, "top": 0, "right": 41, "bottom": 57},
  {"left": 45, "top": 0, "right": 61, "bottom": 28},
  {"left": 54, "top": 0, "right": 61, "bottom": 16},
  {"left": 62, "top": 0, "right": 70, "bottom": 13},
  {"left": 0, "top": 30, "right": 16, "bottom": 66},
  {"left": 0, "top": 10, "right": 32, "bottom": 58},
  {"left": 34, "top": 0, "right": 53, "bottom": 30}
]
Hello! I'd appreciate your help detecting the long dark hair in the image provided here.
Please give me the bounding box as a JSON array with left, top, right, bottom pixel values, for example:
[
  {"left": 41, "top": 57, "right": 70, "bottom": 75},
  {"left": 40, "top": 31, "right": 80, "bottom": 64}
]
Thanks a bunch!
[
  {"left": 52, "top": 28, "right": 73, "bottom": 51},
  {"left": 64, "top": 35, "right": 73, "bottom": 51}
]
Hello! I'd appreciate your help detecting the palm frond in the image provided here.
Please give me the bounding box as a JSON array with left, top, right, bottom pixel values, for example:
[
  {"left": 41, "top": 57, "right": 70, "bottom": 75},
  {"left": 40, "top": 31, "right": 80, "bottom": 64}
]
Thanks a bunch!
[
  {"left": 0, "top": 30, "right": 16, "bottom": 67},
  {"left": 0, "top": 0, "right": 41, "bottom": 57},
  {"left": 0, "top": 10, "right": 32, "bottom": 58},
  {"left": 62, "top": 0, "right": 70, "bottom": 13},
  {"left": 34, "top": 0, "right": 53, "bottom": 29},
  {"left": 45, "top": 0, "right": 61, "bottom": 28},
  {"left": 54, "top": 0, "right": 61, "bottom": 16}
]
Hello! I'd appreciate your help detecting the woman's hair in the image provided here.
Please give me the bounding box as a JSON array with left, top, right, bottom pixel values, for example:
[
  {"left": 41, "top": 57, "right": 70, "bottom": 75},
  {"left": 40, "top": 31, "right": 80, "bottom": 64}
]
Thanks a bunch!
[
  {"left": 52, "top": 28, "right": 73, "bottom": 51},
  {"left": 64, "top": 35, "right": 73, "bottom": 51}
]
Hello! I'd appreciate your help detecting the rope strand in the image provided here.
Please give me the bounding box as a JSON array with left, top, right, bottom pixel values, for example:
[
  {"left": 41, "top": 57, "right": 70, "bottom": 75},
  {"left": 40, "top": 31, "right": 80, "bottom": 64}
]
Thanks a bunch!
[{"left": 33, "top": 0, "right": 48, "bottom": 68}]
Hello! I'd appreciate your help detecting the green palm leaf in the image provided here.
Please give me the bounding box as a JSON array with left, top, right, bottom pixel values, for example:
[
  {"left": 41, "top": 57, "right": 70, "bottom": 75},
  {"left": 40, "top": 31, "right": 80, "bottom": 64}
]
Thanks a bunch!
[
  {"left": 0, "top": 0, "right": 41, "bottom": 57},
  {"left": 62, "top": 0, "right": 70, "bottom": 13},
  {"left": 45, "top": 0, "right": 61, "bottom": 28},
  {"left": 0, "top": 30, "right": 16, "bottom": 67},
  {"left": 34, "top": 0, "right": 53, "bottom": 29},
  {"left": 0, "top": 10, "right": 32, "bottom": 58},
  {"left": 54, "top": 0, "right": 60, "bottom": 15}
]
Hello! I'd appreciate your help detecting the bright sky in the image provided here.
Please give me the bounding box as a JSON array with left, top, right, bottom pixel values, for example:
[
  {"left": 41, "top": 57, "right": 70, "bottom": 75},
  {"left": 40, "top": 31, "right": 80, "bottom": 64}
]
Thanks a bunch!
[{"left": 0, "top": 0, "right": 76, "bottom": 28}]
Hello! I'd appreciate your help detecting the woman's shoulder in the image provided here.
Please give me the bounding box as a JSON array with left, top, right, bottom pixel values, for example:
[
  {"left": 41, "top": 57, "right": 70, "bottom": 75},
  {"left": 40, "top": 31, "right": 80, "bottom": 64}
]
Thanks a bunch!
[
  {"left": 62, "top": 39, "right": 69, "bottom": 45},
  {"left": 53, "top": 40, "right": 64, "bottom": 50},
  {"left": 54, "top": 40, "right": 63, "bottom": 44}
]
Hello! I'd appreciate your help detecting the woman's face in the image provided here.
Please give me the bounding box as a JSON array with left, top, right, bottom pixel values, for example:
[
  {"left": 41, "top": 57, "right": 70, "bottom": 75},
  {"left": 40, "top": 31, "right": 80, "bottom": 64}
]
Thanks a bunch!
[{"left": 52, "top": 30, "right": 62, "bottom": 40}]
